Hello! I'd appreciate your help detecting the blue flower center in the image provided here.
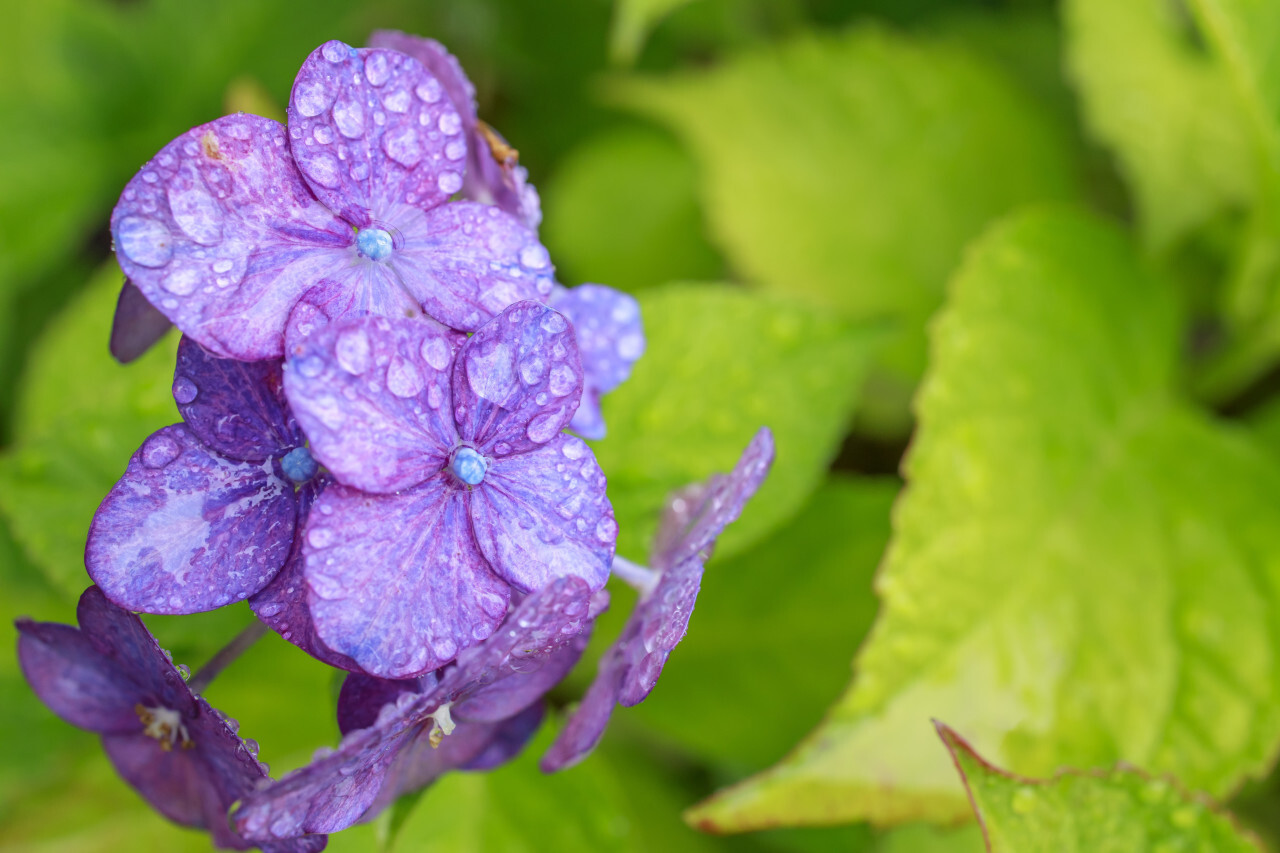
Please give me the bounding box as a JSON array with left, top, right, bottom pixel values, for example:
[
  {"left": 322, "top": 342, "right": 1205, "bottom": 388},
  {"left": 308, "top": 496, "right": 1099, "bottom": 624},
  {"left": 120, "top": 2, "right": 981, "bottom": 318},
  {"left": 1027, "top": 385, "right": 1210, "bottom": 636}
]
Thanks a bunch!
[
  {"left": 281, "top": 446, "right": 319, "bottom": 483},
  {"left": 356, "top": 227, "right": 394, "bottom": 262},
  {"left": 451, "top": 447, "right": 487, "bottom": 486}
]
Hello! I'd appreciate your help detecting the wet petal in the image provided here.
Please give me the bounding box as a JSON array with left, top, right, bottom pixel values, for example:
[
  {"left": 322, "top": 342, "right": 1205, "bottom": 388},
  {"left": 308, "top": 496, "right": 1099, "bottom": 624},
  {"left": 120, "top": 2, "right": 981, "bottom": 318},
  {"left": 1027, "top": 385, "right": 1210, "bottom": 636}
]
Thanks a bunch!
[
  {"left": 111, "top": 114, "right": 355, "bottom": 361},
  {"left": 284, "top": 315, "right": 462, "bottom": 494},
  {"left": 539, "top": 626, "right": 634, "bottom": 772},
  {"left": 366, "top": 31, "right": 477, "bottom": 129},
  {"left": 86, "top": 425, "right": 297, "bottom": 614},
  {"left": 461, "top": 702, "right": 545, "bottom": 771},
  {"left": 453, "top": 629, "right": 590, "bottom": 723},
  {"left": 110, "top": 279, "right": 173, "bottom": 364},
  {"left": 174, "top": 336, "right": 296, "bottom": 463},
  {"left": 452, "top": 300, "right": 582, "bottom": 457},
  {"left": 470, "top": 434, "right": 613, "bottom": 593},
  {"left": 288, "top": 41, "right": 467, "bottom": 225},
  {"left": 465, "top": 123, "right": 543, "bottom": 230},
  {"left": 303, "top": 479, "right": 509, "bottom": 678},
  {"left": 16, "top": 620, "right": 142, "bottom": 733},
  {"left": 102, "top": 733, "right": 212, "bottom": 832},
  {"left": 337, "top": 672, "right": 435, "bottom": 736},
  {"left": 550, "top": 284, "right": 645, "bottom": 440},
  {"left": 391, "top": 202, "right": 554, "bottom": 333}
]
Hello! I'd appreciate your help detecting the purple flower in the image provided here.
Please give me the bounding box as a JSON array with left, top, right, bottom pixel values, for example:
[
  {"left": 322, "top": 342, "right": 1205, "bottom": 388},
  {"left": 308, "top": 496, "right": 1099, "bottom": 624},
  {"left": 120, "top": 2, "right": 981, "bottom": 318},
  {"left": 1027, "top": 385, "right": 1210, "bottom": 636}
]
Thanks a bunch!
[
  {"left": 111, "top": 40, "right": 555, "bottom": 362},
  {"left": 16, "top": 586, "right": 326, "bottom": 851},
  {"left": 549, "top": 284, "right": 645, "bottom": 440},
  {"left": 87, "top": 336, "right": 310, "bottom": 614},
  {"left": 282, "top": 301, "right": 616, "bottom": 678},
  {"left": 110, "top": 279, "right": 173, "bottom": 364},
  {"left": 368, "top": 30, "right": 542, "bottom": 231},
  {"left": 234, "top": 577, "right": 600, "bottom": 841},
  {"left": 541, "top": 427, "right": 775, "bottom": 771}
]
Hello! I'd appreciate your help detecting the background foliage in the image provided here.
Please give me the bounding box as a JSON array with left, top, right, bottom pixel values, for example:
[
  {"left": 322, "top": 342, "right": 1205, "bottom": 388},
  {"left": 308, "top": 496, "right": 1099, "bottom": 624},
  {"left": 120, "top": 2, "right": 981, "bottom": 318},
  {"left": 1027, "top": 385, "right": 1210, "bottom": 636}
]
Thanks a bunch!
[{"left": 6, "top": 0, "right": 1280, "bottom": 850}]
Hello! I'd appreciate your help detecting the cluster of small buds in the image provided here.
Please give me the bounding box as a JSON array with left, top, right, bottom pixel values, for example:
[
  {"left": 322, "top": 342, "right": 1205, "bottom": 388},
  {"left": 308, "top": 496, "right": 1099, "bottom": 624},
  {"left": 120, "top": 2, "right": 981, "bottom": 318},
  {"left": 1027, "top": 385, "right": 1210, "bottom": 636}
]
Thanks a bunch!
[{"left": 17, "top": 31, "right": 774, "bottom": 850}]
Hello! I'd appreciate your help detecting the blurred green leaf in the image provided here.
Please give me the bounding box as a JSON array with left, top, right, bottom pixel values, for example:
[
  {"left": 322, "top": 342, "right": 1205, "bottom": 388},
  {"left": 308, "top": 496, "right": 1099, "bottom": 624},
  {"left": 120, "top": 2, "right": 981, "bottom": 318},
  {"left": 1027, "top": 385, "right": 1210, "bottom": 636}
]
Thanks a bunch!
[
  {"left": 0, "top": 263, "right": 177, "bottom": 595},
  {"left": 542, "top": 125, "right": 723, "bottom": 292},
  {"left": 613, "top": 26, "right": 1077, "bottom": 435},
  {"left": 938, "top": 724, "right": 1261, "bottom": 852},
  {"left": 632, "top": 475, "right": 896, "bottom": 770},
  {"left": 688, "top": 209, "right": 1280, "bottom": 830},
  {"left": 611, "top": 0, "right": 700, "bottom": 65},
  {"left": 594, "top": 283, "right": 881, "bottom": 562}
]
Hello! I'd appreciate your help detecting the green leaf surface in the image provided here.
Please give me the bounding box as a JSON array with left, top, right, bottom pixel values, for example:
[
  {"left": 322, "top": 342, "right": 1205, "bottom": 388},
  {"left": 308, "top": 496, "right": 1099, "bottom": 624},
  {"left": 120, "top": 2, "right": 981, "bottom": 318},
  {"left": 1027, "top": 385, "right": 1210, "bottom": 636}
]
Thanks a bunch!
[
  {"left": 594, "top": 283, "right": 879, "bottom": 562},
  {"left": 0, "top": 263, "right": 178, "bottom": 595},
  {"left": 687, "top": 209, "right": 1280, "bottom": 830},
  {"left": 938, "top": 723, "right": 1261, "bottom": 852},
  {"left": 541, "top": 125, "right": 723, "bottom": 292},
  {"left": 1063, "top": 0, "right": 1258, "bottom": 251},
  {"left": 610, "top": 0, "right": 701, "bottom": 64},
  {"left": 613, "top": 26, "right": 1077, "bottom": 433}
]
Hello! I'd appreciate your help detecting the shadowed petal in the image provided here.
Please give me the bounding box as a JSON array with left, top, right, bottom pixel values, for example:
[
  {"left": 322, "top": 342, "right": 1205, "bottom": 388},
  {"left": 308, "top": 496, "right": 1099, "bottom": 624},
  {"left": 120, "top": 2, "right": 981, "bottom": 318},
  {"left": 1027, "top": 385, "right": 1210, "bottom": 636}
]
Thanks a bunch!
[
  {"left": 466, "top": 123, "right": 543, "bottom": 230},
  {"left": 452, "top": 301, "right": 582, "bottom": 456},
  {"left": 288, "top": 41, "right": 467, "bottom": 225},
  {"left": 103, "top": 733, "right": 212, "bottom": 833},
  {"left": 111, "top": 114, "right": 355, "bottom": 361},
  {"left": 550, "top": 284, "right": 645, "bottom": 440},
  {"left": 337, "top": 672, "right": 436, "bottom": 736},
  {"left": 454, "top": 628, "right": 591, "bottom": 723},
  {"left": 303, "top": 480, "right": 509, "bottom": 678},
  {"left": 539, "top": 627, "right": 633, "bottom": 772},
  {"left": 16, "top": 620, "right": 142, "bottom": 733},
  {"left": 284, "top": 316, "right": 462, "bottom": 494},
  {"left": 174, "top": 336, "right": 296, "bottom": 463},
  {"left": 470, "top": 434, "right": 614, "bottom": 593},
  {"left": 87, "top": 426, "right": 297, "bottom": 614},
  {"left": 391, "top": 203, "right": 554, "bottom": 333},
  {"left": 110, "top": 279, "right": 173, "bottom": 364},
  {"left": 462, "top": 702, "right": 545, "bottom": 770}
]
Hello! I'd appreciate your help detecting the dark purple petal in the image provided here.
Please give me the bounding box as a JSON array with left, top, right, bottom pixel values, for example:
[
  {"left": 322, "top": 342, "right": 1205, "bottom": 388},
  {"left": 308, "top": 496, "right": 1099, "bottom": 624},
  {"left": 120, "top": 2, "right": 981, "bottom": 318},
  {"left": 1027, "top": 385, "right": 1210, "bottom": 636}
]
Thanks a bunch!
[
  {"left": 367, "top": 717, "right": 502, "bottom": 814},
  {"left": 337, "top": 672, "right": 435, "bottom": 736},
  {"left": 102, "top": 733, "right": 214, "bottom": 834},
  {"left": 465, "top": 124, "right": 543, "bottom": 230},
  {"left": 391, "top": 203, "right": 554, "bottom": 333},
  {"left": 75, "top": 585, "right": 194, "bottom": 711},
  {"left": 454, "top": 628, "right": 591, "bottom": 723},
  {"left": 539, "top": 629, "right": 632, "bottom": 773},
  {"left": 303, "top": 480, "right": 509, "bottom": 678},
  {"left": 470, "top": 434, "right": 614, "bottom": 593},
  {"left": 250, "top": 479, "right": 365, "bottom": 673},
  {"left": 550, "top": 284, "right": 645, "bottom": 440},
  {"left": 86, "top": 425, "right": 297, "bottom": 614},
  {"left": 619, "top": 557, "right": 703, "bottom": 706},
  {"left": 284, "top": 316, "right": 463, "bottom": 494},
  {"left": 111, "top": 114, "right": 356, "bottom": 361},
  {"left": 452, "top": 300, "right": 582, "bottom": 456},
  {"left": 462, "top": 702, "right": 545, "bottom": 771},
  {"left": 16, "top": 620, "right": 142, "bottom": 733},
  {"left": 110, "top": 279, "right": 173, "bottom": 364},
  {"left": 174, "top": 336, "right": 296, "bottom": 463},
  {"left": 287, "top": 42, "right": 467, "bottom": 225},
  {"left": 366, "top": 31, "right": 477, "bottom": 129}
]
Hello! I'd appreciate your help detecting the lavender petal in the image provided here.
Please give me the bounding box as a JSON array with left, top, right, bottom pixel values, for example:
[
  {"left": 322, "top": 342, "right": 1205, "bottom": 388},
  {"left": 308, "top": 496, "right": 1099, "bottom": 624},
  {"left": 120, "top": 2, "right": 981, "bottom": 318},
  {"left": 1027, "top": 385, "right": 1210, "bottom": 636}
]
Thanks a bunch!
[
  {"left": 86, "top": 425, "right": 297, "bottom": 614},
  {"left": 454, "top": 630, "right": 590, "bottom": 723},
  {"left": 550, "top": 284, "right": 645, "bottom": 440},
  {"left": 452, "top": 300, "right": 582, "bottom": 457},
  {"left": 366, "top": 31, "right": 477, "bottom": 130},
  {"left": 539, "top": 631, "right": 632, "bottom": 772},
  {"left": 466, "top": 124, "right": 543, "bottom": 230},
  {"left": 303, "top": 480, "right": 509, "bottom": 679},
  {"left": 283, "top": 316, "right": 463, "bottom": 494},
  {"left": 111, "top": 114, "right": 355, "bottom": 361},
  {"left": 110, "top": 279, "right": 173, "bottom": 364}
]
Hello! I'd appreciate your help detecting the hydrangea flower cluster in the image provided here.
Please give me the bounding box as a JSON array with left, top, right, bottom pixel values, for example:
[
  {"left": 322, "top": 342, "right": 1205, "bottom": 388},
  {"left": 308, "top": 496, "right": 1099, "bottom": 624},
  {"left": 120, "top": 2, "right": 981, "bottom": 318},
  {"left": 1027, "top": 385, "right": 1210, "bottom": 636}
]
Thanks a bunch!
[{"left": 19, "top": 32, "right": 774, "bottom": 849}]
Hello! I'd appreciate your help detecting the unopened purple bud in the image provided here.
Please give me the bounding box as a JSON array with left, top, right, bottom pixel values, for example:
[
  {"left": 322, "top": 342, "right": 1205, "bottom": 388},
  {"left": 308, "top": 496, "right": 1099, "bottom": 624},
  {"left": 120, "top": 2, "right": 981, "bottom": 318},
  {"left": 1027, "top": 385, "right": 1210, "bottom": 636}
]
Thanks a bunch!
[{"left": 281, "top": 447, "right": 319, "bottom": 484}]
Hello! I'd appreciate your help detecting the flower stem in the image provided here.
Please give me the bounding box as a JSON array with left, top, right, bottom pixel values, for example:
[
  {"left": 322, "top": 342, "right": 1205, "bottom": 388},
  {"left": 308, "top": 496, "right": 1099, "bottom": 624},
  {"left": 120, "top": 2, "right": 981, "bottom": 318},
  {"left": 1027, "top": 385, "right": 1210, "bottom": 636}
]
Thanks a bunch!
[
  {"left": 188, "top": 621, "right": 269, "bottom": 694},
  {"left": 611, "top": 555, "right": 660, "bottom": 596}
]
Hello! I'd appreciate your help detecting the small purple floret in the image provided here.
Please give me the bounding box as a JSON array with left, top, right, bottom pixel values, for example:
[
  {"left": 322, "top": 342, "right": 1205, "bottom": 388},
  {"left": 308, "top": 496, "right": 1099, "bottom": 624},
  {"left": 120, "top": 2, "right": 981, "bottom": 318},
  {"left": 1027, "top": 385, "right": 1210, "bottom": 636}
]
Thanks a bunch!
[
  {"left": 541, "top": 427, "right": 775, "bottom": 771},
  {"left": 16, "top": 587, "right": 326, "bottom": 851}
]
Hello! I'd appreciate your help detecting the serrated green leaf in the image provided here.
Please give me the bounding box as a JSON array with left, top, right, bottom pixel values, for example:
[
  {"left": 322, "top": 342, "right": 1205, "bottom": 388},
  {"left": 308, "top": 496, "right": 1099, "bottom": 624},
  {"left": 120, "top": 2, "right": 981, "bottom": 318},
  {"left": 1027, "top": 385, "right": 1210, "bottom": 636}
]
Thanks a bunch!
[
  {"left": 1063, "top": 0, "right": 1258, "bottom": 252},
  {"left": 0, "top": 263, "right": 177, "bottom": 595},
  {"left": 612, "top": 26, "right": 1077, "bottom": 434},
  {"left": 687, "top": 209, "right": 1280, "bottom": 831},
  {"left": 594, "top": 283, "right": 880, "bottom": 562},
  {"left": 938, "top": 724, "right": 1261, "bottom": 852},
  {"left": 541, "top": 126, "right": 723, "bottom": 293}
]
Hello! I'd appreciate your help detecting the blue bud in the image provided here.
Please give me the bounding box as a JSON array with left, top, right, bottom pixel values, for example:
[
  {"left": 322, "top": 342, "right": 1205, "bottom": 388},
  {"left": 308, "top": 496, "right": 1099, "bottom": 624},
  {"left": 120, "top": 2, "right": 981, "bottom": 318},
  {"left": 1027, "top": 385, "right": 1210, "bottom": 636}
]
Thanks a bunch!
[
  {"left": 356, "top": 228, "right": 394, "bottom": 262},
  {"left": 281, "top": 446, "right": 319, "bottom": 483},
  {"left": 450, "top": 447, "right": 487, "bottom": 486}
]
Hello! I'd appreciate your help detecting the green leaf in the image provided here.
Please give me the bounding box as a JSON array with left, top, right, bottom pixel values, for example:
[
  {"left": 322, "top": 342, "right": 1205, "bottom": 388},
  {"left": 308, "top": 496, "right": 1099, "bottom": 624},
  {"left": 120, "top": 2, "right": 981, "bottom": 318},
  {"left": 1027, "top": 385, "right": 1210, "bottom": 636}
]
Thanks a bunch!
[
  {"left": 937, "top": 723, "right": 1262, "bottom": 852},
  {"left": 541, "top": 126, "right": 723, "bottom": 293},
  {"left": 0, "top": 262, "right": 178, "bottom": 595},
  {"left": 687, "top": 209, "right": 1280, "bottom": 831},
  {"left": 594, "top": 283, "right": 880, "bottom": 562},
  {"left": 610, "top": 0, "right": 700, "bottom": 65},
  {"left": 631, "top": 475, "right": 897, "bottom": 770},
  {"left": 1063, "top": 0, "right": 1259, "bottom": 252},
  {"left": 612, "top": 26, "right": 1077, "bottom": 433}
]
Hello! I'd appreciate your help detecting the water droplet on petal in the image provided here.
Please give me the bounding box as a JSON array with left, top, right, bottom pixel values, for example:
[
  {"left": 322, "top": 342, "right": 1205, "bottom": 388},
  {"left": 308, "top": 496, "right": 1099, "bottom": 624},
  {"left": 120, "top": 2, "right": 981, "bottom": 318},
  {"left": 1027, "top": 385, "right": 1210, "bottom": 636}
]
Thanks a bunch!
[
  {"left": 548, "top": 364, "right": 576, "bottom": 397},
  {"left": 382, "top": 88, "right": 412, "bottom": 113},
  {"left": 519, "top": 354, "right": 546, "bottom": 386},
  {"left": 296, "top": 355, "right": 325, "bottom": 378},
  {"left": 595, "top": 516, "right": 617, "bottom": 543},
  {"left": 387, "top": 355, "right": 425, "bottom": 397},
  {"left": 445, "top": 139, "right": 466, "bottom": 160},
  {"left": 163, "top": 268, "right": 199, "bottom": 296},
  {"left": 437, "top": 171, "right": 463, "bottom": 194},
  {"left": 421, "top": 335, "right": 451, "bottom": 371},
  {"left": 438, "top": 112, "right": 461, "bottom": 135},
  {"left": 364, "top": 52, "right": 390, "bottom": 86},
  {"left": 257, "top": 603, "right": 283, "bottom": 618},
  {"left": 333, "top": 99, "right": 365, "bottom": 138},
  {"left": 540, "top": 311, "right": 567, "bottom": 334},
  {"left": 322, "top": 41, "right": 352, "bottom": 63},
  {"left": 335, "top": 328, "right": 372, "bottom": 374},
  {"left": 116, "top": 216, "right": 174, "bottom": 268},
  {"left": 304, "top": 153, "right": 342, "bottom": 188},
  {"left": 295, "top": 79, "right": 334, "bottom": 116},
  {"left": 519, "top": 244, "right": 549, "bottom": 269},
  {"left": 141, "top": 433, "right": 182, "bottom": 469},
  {"left": 416, "top": 79, "right": 442, "bottom": 102},
  {"left": 525, "top": 411, "right": 561, "bottom": 444},
  {"left": 173, "top": 376, "right": 198, "bottom": 404},
  {"left": 382, "top": 126, "right": 422, "bottom": 167},
  {"left": 308, "top": 526, "right": 335, "bottom": 549}
]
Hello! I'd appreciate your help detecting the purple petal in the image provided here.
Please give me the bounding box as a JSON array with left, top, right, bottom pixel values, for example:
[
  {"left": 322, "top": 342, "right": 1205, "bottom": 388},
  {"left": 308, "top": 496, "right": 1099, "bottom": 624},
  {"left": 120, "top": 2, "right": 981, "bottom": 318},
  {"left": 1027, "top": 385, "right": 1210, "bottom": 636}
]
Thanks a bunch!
[
  {"left": 470, "top": 434, "right": 614, "bottom": 593},
  {"left": 337, "top": 672, "right": 435, "bottom": 736},
  {"left": 303, "top": 480, "right": 509, "bottom": 678},
  {"left": 75, "top": 586, "right": 193, "bottom": 709},
  {"left": 452, "top": 300, "right": 582, "bottom": 456},
  {"left": 465, "top": 124, "right": 543, "bottom": 230},
  {"left": 174, "top": 336, "right": 296, "bottom": 463},
  {"left": 110, "top": 279, "right": 173, "bottom": 364},
  {"left": 539, "top": 629, "right": 633, "bottom": 772},
  {"left": 287, "top": 42, "right": 467, "bottom": 225},
  {"left": 16, "top": 620, "right": 142, "bottom": 733},
  {"left": 368, "top": 717, "right": 503, "bottom": 814},
  {"left": 462, "top": 702, "right": 545, "bottom": 771},
  {"left": 86, "top": 425, "right": 297, "bottom": 614},
  {"left": 454, "top": 629, "right": 590, "bottom": 723},
  {"left": 102, "top": 733, "right": 214, "bottom": 833},
  {"left": 366, "top": 31, "right": 477, "bottom": 129},
  {"left": 284, "top": 316, "right": 463, "bottom": 494},
  {"left": 550, "top": 284, "right": 645, "bottom": 440},
  {"left": 111, "top": 114, "right": 356, "bottom": 360},
  {"left": 619, "top": 557, "right": 703, "bottom": 706},
  {"left": 250, "top": 478, "right": 365, "bottom": 673},
  {"left": 390, "top": 202, "right": 554, "bottom": 332}
]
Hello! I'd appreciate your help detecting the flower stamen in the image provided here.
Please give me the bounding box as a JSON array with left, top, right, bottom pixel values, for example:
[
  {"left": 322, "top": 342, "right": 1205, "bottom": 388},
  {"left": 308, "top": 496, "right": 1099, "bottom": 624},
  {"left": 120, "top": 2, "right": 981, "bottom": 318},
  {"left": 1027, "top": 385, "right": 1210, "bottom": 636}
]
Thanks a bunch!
[{"left": 135, "top": 703, "right": 194, "bottom": 751}]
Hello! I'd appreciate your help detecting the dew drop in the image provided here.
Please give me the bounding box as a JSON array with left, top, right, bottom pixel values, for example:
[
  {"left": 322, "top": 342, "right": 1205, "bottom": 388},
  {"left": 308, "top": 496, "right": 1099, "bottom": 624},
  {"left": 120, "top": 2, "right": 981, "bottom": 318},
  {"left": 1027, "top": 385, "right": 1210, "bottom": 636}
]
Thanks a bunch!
[
  {"left": 437, "top": 171, "right": 463, "bottom": 195},
  {"left": 416, "top": 79, "right": 442, "bottom": 102},
  {"left": 303, "top": 153, "right": 342, "bottom": 188},
  {"left": 445, "top": 139, "right": 466, "bottom": 160},
  {"left": 294, "top": 79, "right": 334, "bottom": 116},
  {"left": 212, "top": 259, "right": 234, "bottom": 274},
  {"left": 168, "top": 183, "right": 224, "bottom": 245},
  {"left": 421, "top": 335, "right": 451, "bottom": 371},
  {"left": 257, "top": 603, "right": 283, "bottom": 618},
  {"left": 519, "top": 354, "right": 547, "bottom": 385},
  {"left": 548, "top": 364, "right": 576, "bottom": 397},
  {"left": 438, "top": 112, "right": 461, "bottom": 135},
  {"left": 382, "top": 126, "right": 423, "bottom": 168},
  {"left": 141, "top": 433, "right": 182, "bottom": 468},
  {"left": 382, "top": 88, "right": 412, "bottom": 113},
  {"left": 519, "top": 244, "right": 550, "bottom": 270},
  {"left": 595, "top": 516, "right": 617, "bottom": 543},
  {"left": 322, "top": 41, "right": 351, "bottom": 63},
  {"left": 525, "top": 411, "right": 561, "bottom": 444},
  {"left": 350, "top": 161, "right": 370, "bottom": 181},
  {"left": 386, "top": 355, "right": 425, "bottom": 397},
  {"left": 308, "top": 526, "right": 335, "bottom": 549},
  {"left": 364, "top": 52, "right": 390, "bottom": 86},
  {"left": 163, "top": 268, "right": 200, "bottom": 296},
  {"left": 332, "top": 99, "right": 365, "bottom": 138},
  {"left": 540, "top": 311, "right": 567, "bottom": 334},
  {"left": 296, "top": 354, "right": 325, "bottom": 378},
  {"left": 562, "top": 440, "right": 585, "bottom": 460},
  {"left": 335, "top": 327, "right": 372, "bottom": 374},
  {"left": 313, "top": 125, "right": 334, "bottom": 145},
  {"left": 173, "top": 376, "right": 198, "bottom": 404},
  {"left": 116, "top": 216, "right": 174, "bottom": 268},
  {"left": 618, "top": 332, "right": 644, "bottom": 360}
]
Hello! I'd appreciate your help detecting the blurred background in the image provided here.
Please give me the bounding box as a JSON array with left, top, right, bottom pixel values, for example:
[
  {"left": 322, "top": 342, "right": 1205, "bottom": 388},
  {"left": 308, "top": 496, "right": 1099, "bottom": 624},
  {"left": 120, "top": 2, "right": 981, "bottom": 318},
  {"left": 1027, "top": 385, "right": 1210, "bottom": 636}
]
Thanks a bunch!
[{"left": 5, "top": 0, "right": 1280, "bottom": 850}]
